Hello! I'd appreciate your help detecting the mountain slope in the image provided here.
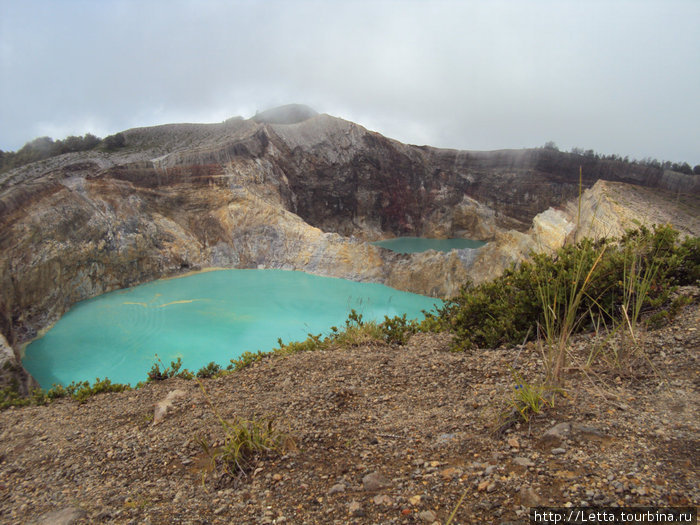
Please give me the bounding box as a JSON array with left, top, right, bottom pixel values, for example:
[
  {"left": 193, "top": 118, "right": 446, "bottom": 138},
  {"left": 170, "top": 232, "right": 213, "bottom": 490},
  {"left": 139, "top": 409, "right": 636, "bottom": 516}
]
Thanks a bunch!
[{"left": 0, "top": 106, "right": 698, "bottom": 391}]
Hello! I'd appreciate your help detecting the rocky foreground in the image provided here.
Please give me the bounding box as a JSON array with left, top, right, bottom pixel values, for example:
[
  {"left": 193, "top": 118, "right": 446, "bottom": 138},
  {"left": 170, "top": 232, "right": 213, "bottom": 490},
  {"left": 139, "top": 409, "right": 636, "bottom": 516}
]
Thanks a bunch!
[{"left": 0, "top": 299, "right": 697, "bottom": 525}]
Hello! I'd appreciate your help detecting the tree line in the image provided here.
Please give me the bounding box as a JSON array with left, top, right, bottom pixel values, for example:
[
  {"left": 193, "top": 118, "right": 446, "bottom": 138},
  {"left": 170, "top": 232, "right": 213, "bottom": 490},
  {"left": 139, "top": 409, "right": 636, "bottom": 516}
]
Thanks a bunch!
[
  {"left": 1, "top": 133, "right": 697, "bottom": 175},
  {"left": 543, "top": 141, "right": 699, "bottom": 175},
  {"left": 0, "top": 132, "right": 126, "bottom": 173}
]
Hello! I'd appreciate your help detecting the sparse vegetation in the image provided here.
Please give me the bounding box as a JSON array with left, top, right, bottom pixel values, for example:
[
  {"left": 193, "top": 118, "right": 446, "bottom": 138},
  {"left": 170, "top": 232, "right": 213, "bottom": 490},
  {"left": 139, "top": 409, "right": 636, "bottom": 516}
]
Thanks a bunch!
[
  {"left": 506, "top": 368, "right": 562, "bottom": 423},
  {"left": 0, "top": 130, "right": 134, "bottom": 172},
  {"left": 431, "top": 225, "right": 698, "bottom": 357},
  {"left": 196, "top": 380, "right": 293, "bottom": 481},
  {"left": 196, "top": 361, "right": 222, "bottom": 379},
  {"left": 534, "top": 240, "right": 606, "bottom": 384},
  {"left": 0, "top": 133, "right": 102, "bottom": 172},
  {"left": 147, "top": 355, "right": 193, "bottom": 381},
  {"left": 423, "top": 225, "right": 699, "bottom": 431},
  {"left": 227, "top": 309, "right": 423, "bottom": 373},
  {"left": 102, "top": 132, "right": 126, "bottom": 151},
  {"left": 1, "top": 377, "right": 131, "bottom": 408},
  {"left": 566, "top": 144, "right": 698, "bottom": 175}
]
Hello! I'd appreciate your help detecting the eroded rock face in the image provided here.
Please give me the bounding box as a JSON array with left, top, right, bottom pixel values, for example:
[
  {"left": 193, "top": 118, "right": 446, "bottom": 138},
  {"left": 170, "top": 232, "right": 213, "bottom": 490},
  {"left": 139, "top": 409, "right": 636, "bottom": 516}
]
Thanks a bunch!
[
  {"left": 0, "top": 333, "right": 38, "bottom": 395},
  {"left": 469, "top": 180, "right": 700, "bottom": 284},
  {"left": 1, "top": 109, "right": 698, "bottom": 388}
]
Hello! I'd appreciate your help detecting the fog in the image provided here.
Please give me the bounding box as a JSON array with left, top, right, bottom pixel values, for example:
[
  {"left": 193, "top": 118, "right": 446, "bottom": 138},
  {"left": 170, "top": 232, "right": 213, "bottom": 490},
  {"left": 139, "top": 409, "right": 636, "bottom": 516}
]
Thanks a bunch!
[{"left": 1, "top": 0, "right": 698, "bottom": 164}]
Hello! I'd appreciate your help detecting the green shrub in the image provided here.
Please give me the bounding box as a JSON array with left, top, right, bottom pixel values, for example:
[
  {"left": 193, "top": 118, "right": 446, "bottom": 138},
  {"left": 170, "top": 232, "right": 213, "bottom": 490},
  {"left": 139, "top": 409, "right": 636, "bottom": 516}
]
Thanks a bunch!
[
  {"left": 68, "top": 378, "right": 131, "bottom": 404},
  {"left": 437, "top": 226, "right": 698, "bottom": 352},
  {"left": 1, "top": 376, "right": 131, "bottom": 409},
  {"left": 0, "top": 386, "right": 32, "bottom": 409},
  {"left": 276, "top": 333, "right": 326, "bottom": 355},
  {"left": 227, "top": 350, "right": 268, "bottom": 372},
  {"left": 436, "top": 267, "right": 540, "bottom": 350},
  {"left": 379, "top": 314, "right": 419, "bottom": 345},
  {"left": 147, "top": 355, "right": 192, "bottom": 381},
  {"left": 225, "top": 309, "right": 424, "bottom": 374},
  {"left": 330, "top": 312, "right": 384, "bottom": 347},
  {"left": 196, "top": 361, "right": 222, "bottom": 379}
]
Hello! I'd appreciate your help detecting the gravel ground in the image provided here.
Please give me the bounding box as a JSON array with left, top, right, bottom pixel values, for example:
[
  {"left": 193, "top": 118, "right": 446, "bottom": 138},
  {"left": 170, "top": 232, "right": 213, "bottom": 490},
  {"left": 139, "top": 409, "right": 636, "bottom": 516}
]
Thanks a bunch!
[{"left": 0, "top": 300, "right": 697, "bottom": 525}]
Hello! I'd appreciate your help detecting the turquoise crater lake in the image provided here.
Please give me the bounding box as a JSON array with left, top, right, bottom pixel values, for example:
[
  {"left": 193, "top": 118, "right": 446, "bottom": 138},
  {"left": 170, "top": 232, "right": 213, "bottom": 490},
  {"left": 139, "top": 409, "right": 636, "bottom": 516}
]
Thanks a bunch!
[
  {"left": 22, "top": 270, "right": 442, "bottom": 389},
  {"left": 372, "top": 237, "right": 486, "bottom": 254}
]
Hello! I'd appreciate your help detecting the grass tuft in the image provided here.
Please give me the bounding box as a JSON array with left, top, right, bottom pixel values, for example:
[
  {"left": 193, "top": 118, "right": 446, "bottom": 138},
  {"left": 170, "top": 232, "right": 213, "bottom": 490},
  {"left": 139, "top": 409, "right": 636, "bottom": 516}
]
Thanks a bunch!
[{"left": 195, "top": 380, "right": 293, "bottom": 482}]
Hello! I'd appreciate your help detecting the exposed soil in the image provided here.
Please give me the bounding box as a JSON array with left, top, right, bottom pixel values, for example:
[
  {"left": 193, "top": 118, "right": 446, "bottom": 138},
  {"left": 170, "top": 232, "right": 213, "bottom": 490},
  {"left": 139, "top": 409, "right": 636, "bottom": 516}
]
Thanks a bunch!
[{"left": 0, "top": 300, "right": 698, "bottom": 525}]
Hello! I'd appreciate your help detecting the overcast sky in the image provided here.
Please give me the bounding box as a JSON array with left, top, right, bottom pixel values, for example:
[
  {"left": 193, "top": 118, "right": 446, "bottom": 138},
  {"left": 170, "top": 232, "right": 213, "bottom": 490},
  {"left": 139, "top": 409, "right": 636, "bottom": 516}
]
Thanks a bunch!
[{"left": 1, "top": 0, "right": 698, "bottom": 164}]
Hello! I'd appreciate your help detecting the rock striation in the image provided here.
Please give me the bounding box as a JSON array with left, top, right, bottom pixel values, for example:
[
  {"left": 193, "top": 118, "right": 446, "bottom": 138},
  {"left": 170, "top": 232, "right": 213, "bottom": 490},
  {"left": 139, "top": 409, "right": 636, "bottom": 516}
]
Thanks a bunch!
[{"left": 0, "top": 106, "right": 698, "bottom": 387}]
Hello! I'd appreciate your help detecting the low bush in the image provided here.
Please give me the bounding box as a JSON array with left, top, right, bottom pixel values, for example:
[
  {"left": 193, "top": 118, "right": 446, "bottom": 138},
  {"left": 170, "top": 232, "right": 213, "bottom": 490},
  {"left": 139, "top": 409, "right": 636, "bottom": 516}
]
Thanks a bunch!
[
  {"left": 196, "top": 361, "right": 222, "bottom": 379},
  {"left": 147, "top": 355, "right": 193, "bottom": 381},
  {"left": 61, "top": 378, "right": 131, "bottom": 404},
  {"left": 1, "top": 377, "right": 131, "bottom": 409},
  {"left": 433, "top": 225, "right": 698, "bottom": 353},
  {"left": 227, "top": 350, "right": 268, "bottom": 372},
  {"left": 379, "top": 313, "right": 419, "bottom": 345},
  {"left": 227, "top": 309, "right": 422, "bottom": 373}
]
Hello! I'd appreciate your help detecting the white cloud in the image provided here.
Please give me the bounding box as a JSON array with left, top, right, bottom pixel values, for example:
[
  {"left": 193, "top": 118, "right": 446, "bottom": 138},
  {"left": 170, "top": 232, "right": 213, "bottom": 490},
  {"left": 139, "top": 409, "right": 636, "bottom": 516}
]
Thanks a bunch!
[{"left": 1, "top": 0, "right": 698, "bottom": 164}]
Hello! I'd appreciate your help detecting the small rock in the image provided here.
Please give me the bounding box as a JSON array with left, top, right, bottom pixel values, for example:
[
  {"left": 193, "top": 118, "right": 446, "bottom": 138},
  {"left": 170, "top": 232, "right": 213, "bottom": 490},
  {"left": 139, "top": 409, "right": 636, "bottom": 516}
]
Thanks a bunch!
[
  {"left": 436, "top": 433, "right": 457, "bottom": 444},
  {"left": 328, "top": 483, "right": 346, "bottom": 495},
  {"left": 362, "top": 471, "right": 392, "bottom": 491},
  {"left": 439, "top": 467, "right": 462, "bottom": 480},
  {"left": 477, "top": 480, "right": 490, "bottom": 491},
  {"left": 507, "top": 437, "right": 519, "bottom": 448},
  {"left": 95, "top": 510, "right": 113, "bottom": 521},
  {"left": 572, "top": 423, "right": 611, "bottom": 443},
  {"left": 348, "top": 500, "right": 364, "bottom": 517},
  {"left": 35, "top": 507, "right": 86, "bottom": 525},
  {"left": 551, "top": 447, "right": 566, "bottom": 455},
  {"left": 518, "top": 487, "right": 542, "bottom": 507},
  {"left": 373, "top": 494, "right": 393, "bottom": 506},
  {"left": 153, "top": 389, "right": 187, "bottom": 424},
  {"left": 541, "top": 422, "right": 571, "bottom": 446},
  {"left": 409, "top": 495, "right": 422, "bottom": 506},
  {"left": 513, "top": 456, "right": 535, "bottom": 467},
  {"left": 418, "top": 509, "right": 437, "bottom": 522}
]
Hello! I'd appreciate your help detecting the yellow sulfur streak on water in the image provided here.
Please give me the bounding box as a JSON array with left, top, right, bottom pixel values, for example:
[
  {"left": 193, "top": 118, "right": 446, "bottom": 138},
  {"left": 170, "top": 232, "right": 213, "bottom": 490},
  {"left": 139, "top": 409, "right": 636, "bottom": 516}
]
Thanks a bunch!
[
  {"left": 158, "top": 299, "right": 200, "bottom": 308},
  {"left": 123, "top": 299, "right": 202, "bottom": 308}
]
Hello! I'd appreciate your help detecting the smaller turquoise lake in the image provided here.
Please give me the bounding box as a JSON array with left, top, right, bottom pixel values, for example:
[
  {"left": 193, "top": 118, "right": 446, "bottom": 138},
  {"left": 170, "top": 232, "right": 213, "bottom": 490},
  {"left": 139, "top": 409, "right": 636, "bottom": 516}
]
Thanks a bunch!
[
  {"left": 23, "top": 270, "right": 441, "bottom": 389},
  {"left": 372, "top": 237, "right": 486, "bottom": 254}
]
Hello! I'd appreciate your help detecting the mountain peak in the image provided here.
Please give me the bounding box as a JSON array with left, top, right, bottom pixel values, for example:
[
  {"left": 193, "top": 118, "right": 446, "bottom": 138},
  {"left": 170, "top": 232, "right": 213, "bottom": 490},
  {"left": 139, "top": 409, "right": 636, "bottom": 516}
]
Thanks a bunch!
[{"left": 251, "top": 104, "right": 318, "bottom": 125}]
